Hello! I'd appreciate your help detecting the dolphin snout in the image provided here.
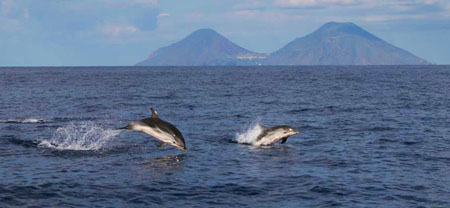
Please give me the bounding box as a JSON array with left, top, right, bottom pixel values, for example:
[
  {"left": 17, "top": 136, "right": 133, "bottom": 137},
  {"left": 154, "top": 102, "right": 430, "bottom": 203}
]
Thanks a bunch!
[{"left": 176, "top": 145, "right": 188, "bottom": 152}]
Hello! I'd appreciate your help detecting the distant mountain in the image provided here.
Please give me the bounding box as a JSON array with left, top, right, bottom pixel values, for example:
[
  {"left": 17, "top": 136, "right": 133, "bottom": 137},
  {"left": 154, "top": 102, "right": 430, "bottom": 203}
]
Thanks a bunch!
[
  {"left": 136, "top": 29, "right": 266, "bottom": 66},
  {"left": 267, "top": 22, "right": 428, "bottom": 65},
  {"left": 136, "top": 23, "right": 428, "bottom": 66}
]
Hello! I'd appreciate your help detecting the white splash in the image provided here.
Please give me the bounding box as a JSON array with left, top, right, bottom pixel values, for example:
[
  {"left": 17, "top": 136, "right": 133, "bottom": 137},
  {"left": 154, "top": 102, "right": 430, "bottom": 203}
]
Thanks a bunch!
[
  {"left": 234, "top": 119, "right": 265, "bottom": 146},
  {"left": 38, "top": 121, "right": 121, "bottom": 151},
  {"left": 0, "top": 118, "right": 50, "bottom": 123}
]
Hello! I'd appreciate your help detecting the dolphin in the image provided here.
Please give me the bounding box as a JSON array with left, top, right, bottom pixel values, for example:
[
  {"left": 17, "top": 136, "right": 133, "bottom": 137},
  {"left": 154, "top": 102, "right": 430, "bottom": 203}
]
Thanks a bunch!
[
  {"left": 120, "top": 108, "right": 188, "bottom": 152},
  {"left": 253, "top": 125, "right": 300, "bottom": 146}
]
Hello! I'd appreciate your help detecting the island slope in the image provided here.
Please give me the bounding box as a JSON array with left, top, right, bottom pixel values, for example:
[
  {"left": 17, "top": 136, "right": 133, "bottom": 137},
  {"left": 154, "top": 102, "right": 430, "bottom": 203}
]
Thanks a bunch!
[
  {"left": 136, "top": 29, "right": 266, "bottom": 66},
  {"left": 136, "top": 23, "right": 428, "bottom": 66}
]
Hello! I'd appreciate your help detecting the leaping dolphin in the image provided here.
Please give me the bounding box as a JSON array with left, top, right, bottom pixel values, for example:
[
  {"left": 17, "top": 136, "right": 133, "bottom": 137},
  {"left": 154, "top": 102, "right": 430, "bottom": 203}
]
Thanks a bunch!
[
  {"left": 254, "top": 125, "right": 300, "bottom": 146},
  {"left": 120, "top": 108, "right": 188, "bottom": 152}
]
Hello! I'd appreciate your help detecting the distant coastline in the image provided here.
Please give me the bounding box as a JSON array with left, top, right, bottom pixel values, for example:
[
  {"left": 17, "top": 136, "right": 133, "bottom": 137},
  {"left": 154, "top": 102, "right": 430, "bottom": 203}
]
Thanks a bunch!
[{"left": 2, "top": 65, "right": 445, "bottom": 70}]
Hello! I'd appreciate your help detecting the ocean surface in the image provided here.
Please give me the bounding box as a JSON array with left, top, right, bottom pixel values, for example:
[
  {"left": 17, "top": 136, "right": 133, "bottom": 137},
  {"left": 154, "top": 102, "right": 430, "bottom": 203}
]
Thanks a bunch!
[{"left": 1, "top": 66, "right": 450, "bottom": 207}]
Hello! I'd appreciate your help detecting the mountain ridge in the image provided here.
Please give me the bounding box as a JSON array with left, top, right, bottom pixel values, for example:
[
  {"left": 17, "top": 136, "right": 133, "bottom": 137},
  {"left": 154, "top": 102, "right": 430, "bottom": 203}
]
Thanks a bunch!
[
  {"left": 136, "top": 28, "right": 266, "bottom": 66},
  {"left": 136, "top": 22, "right": 428, "bottom": 66},
  {"left": 267, "top": 22, "right": 427, "bottom": 65}
]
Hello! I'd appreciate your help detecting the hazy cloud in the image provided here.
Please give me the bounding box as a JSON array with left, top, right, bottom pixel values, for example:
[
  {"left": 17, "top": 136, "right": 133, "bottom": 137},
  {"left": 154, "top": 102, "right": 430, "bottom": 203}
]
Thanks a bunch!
[
  {"left": 233, "top": 0, "right": 268, "bottom": 10},
  {"left": 273, "top": 0, "right": 354, "bottom": 8},
  {"left": 274, "top": 0, "right": 319, "bottom": 8},
  {"left": 0, "top": 0, "right": 29, "bottom": 31},
  {"left": 1, "top": 0, "right": 160, "bottom": 36},
  {"left": 0, "top": 0, "right": 12, "bottom": 15},
  {"left": 100, "top": 24, "right": 139, "bottom": 37},
  {"left": 133, "top": 0, "right": 158, "bottom": 7},
  {"left": 271, "top": 0, "right": 448, "bottom": 12},
  {"left": 157, "top": 13, "right": 170, "bottom": 18}
]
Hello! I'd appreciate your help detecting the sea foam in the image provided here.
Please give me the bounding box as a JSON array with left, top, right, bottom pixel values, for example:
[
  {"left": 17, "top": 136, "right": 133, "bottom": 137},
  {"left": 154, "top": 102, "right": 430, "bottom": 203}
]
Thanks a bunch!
[
  {"left": 234, "top": 119, "right": 265, "bottom": 146},
  {"left": 38, "top": 121, "right": 120, "bottom": 151},
  {"left": 0, "top": 118, "right": 50, "bottom": 123}
]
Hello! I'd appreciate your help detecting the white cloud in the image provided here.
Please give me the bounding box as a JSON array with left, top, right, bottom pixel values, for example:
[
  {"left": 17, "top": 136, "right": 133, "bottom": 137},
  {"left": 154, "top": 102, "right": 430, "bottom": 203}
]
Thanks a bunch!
[
  {"left": 23, "top": 8, "right": 28, "bottom": 19},
  {"left": 96, "top": 0, "right": 158, "bottom": 9},
  {"left": 234, "top": 0, "right": 267, "bottom": 10},
  {"left": 133, "top": 0, "right": 158, "bottom": 7},
  {"left": 0, "top": 0, "right": 13, "bottom": 16},
  {"left": 0, "top": 18, "right": 22, "bottom": 31},
  {"left": 274, "top": 0, "right": 317, "bottom": 8},
  {"left": 0, "top": 0, "right": 28, "bottom": 32},
  {"left": 323, "top": 0, "right": 353, "bottom": 5},
  {"left": 363, "top": 14, "right": 427, "bottom": 22},
  {"left": 100, "top": 24, "right": 139, "bottom": 37},
  {"left": 157, "top": 13, "right": 170, "bottom": 18},
  {"left": 423, "top": 0, "right": 440, "bottom": 5},
  {"left": 271, "top": 0, "right": 449, "bottom": 12},
  {"left": 231, "top": 9, "right": 306, "bottom": 22},
  {"left": 446, "top": 2, "right": 450, "bottom": 17},
  {"left": 273, "top": 0, "right": 354, "bottom": 8}
]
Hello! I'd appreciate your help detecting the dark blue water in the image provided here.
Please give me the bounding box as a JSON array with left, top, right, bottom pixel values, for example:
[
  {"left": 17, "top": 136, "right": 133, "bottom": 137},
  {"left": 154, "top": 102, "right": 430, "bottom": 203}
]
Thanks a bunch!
[{"left": 1, "top": 66, "right": 450, "bottom": 207}]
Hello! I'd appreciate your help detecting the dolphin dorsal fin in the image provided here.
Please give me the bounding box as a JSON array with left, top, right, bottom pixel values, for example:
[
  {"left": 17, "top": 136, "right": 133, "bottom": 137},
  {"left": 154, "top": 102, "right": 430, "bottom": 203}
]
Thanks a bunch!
[{"left": 150, "top": 107, "right": 159, "bottom": 119}]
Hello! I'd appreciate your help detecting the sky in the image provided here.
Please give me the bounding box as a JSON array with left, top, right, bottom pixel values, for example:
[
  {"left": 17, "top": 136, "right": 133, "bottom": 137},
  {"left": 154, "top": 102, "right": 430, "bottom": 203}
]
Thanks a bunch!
[{"left": 0, "top": 0, "right": 449, "bottom": 66}]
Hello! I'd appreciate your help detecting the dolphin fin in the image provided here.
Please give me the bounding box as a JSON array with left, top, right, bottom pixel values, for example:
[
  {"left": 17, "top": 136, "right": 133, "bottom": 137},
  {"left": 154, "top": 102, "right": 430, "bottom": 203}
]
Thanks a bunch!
[
  {"left": 150, "top": 107, "right": 159, "bottom": 119},
  {"left": 157, "top": 142, "right": 168, "bottom": 148},
  {"left": 281, "top": 137, "right": 288, "bottom": 144}
]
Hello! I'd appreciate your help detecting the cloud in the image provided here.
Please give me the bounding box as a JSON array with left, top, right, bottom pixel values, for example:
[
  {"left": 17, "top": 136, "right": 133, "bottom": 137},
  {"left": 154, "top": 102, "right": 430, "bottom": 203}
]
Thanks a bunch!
[
  {"left": 231, "top": 9, "right": 306, "bottom": 22},
  {"left": 98, "top": 0, "right": 158, "bottom": 8},
  {"left": 352, "top": 0, "right": 449, "bottom": 22},
  {"left": 0, "top": 0, "right": 13, "bottom": 15},
  {"left": 233, "top": 0, "right": 267, "bottom": 10},
  {"left": 100, "top": 24, "right": 139, "bottom": 37},
  {"left": 271, "top": 0, "right": 447, "bottom": 14},
  {"left": 273, "top": 0, "right": 353, "bottom": 8},
  {"left": 11, "top": 0, "right": 161, "bottom": 38},
  {"left": 323, "top": 0, "right": 353, "bottom": 5},
  {"left": 134, "top": 10, "right": 159, "bottom": 31},
  {"left": 446, "top": 3, "right": 450, "bottom": 17},
  {"left": 157, "top": 13, "right": 170, "bottom": 18},
  {"left": 0, "top": 0, "right": 29, "bottom": 31},
  {"left": 273, "top": 0, "right": 317, "bottom": 8},
  {"left": 363, "top": 14, "right": 428, "bottom": 22},
  {"left": 0, "top": 18, "right": 22, "bottom": 31},
  {"left": 133, "top": 0, "right": 158, "bottom": 7}
]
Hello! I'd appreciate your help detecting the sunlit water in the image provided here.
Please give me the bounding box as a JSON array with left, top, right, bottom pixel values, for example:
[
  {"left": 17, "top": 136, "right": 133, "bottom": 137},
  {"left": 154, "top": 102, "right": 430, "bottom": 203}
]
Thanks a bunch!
[{"left": 1, "top": 66, "right": 450, "bottom": 207}]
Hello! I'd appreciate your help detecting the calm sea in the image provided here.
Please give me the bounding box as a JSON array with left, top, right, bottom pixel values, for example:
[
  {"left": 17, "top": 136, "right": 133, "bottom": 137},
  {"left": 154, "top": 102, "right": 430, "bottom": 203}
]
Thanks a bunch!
[{"left": 1, "top": 66, "right": 450, "bottom": 207}]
